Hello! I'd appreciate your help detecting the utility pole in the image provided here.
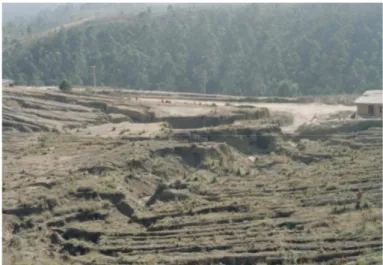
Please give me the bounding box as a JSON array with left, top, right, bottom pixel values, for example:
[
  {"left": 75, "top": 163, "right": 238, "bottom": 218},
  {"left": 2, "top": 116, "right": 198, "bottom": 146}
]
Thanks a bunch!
[
  {"left": 91, "top": 65, "right": 96, "bottom": 87},
  {"left": 202, "top": 70, "right": 207, "bottom": 94}
]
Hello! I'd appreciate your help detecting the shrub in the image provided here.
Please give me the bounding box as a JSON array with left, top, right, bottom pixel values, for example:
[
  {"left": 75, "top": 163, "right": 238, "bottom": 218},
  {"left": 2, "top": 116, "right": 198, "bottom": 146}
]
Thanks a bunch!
[
  {"left": 59, "top": 79, "right": 72, "bottom": 92},
  {"left": 9, "top": 235, "right": 22, "bottom": 249},
  {"left": 85, "top": 87, "right": 94, "bottom": 94},
  {"left": 38, "top": 134, "right": 49, "bottom": 147}
]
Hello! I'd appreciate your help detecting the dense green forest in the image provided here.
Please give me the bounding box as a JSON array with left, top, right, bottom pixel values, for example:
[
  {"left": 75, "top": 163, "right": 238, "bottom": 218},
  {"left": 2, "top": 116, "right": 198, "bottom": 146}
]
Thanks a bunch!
[{"left": 3, "top": 4, "right": 382, "bottom": 96}]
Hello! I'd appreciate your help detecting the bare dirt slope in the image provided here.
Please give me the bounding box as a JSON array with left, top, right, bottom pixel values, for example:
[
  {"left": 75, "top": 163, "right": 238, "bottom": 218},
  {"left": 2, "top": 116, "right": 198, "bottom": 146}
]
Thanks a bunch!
[
  {"left": 3, "top": 86, "right": 355, "bottom": 133},
  {"left": 2, "top": 87, "right": 382, "bottom": 265}
]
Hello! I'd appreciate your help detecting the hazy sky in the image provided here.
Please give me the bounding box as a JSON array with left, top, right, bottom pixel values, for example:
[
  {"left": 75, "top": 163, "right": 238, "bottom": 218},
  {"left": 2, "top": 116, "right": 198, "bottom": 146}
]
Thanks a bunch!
[{"left": 2, "top": 4, "right": 61, "bottom": 23}]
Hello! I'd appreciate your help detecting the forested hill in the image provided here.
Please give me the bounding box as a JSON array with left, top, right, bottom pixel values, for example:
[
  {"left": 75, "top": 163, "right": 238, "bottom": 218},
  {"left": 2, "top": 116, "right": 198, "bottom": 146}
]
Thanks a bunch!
[
  {"left": 3, "top": 4, "right": 382, "bottom": 96},
  {"left": 2, "top": 3, "right": 183, "bottom": 43}
]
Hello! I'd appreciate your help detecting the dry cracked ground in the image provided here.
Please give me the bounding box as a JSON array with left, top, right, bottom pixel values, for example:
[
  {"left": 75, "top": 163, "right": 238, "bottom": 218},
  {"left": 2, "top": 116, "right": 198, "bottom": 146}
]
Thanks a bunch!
[{"left": 2, "top": 87, "right": 382, "bottom": 265}]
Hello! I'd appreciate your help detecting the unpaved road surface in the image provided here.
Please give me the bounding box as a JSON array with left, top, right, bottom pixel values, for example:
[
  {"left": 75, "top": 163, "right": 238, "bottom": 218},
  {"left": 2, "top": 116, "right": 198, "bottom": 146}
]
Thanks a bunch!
[
  {"left": 139, "top": 97, "right": 355, "bottom": 132},
  {"left": 248, "top": 102, "right": 355, "bottom": 132}
]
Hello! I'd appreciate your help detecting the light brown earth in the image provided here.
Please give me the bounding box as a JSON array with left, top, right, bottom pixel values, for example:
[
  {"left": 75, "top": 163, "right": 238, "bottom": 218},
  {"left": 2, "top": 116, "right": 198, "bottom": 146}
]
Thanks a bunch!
[{"left": 2, "top": 86, "right": 382, "bottom": 265}]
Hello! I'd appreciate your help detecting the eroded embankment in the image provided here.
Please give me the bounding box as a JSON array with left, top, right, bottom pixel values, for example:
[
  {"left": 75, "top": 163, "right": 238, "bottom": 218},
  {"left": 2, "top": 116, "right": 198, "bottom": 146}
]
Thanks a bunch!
[
  {"left": 3, "top": 88, "right": 382, "bottom": 265},
  {"left": 160, "top": 107, "right": 269, "bottom": 129},
  {"left": 171, "top": 123, "right": 282, "bottom": 155},
  {"left": 4, "top": 120, "right": 382, "bottom": 265},
  {"left": 295, "top": 119, "right": 383, "bottom": 140},
  {"left": 3, "top": 88, "right": 275, "bottom": 133}
]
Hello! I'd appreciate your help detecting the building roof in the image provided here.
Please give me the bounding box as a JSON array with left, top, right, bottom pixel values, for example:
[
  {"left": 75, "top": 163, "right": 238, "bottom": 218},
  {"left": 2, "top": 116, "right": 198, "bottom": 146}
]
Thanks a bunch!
[
  {"left": 355, "top": 90, "right": 383, "bottom": 104},
  {"left": 363, "top": 90, "right": 382, "bottom": 96}
]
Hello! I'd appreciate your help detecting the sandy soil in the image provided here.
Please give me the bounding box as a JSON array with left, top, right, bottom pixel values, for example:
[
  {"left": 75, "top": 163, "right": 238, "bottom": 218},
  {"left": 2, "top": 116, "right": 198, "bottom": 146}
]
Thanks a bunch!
[
  {"left": 72, "top": 121, "right": 166, "bottom": 138},
  {"left": 139, "top": 97, "right": 355, "bottom": 132},
  {"left": 250, "top": 102, "right": 355, "bottom": 132}
]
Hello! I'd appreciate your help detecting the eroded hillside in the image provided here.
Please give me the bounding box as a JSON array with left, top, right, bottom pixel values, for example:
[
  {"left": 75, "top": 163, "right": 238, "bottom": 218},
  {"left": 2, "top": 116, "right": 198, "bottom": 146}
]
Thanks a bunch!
[{"left": 2, "top": 87, "right": 382, "bottom": 265}]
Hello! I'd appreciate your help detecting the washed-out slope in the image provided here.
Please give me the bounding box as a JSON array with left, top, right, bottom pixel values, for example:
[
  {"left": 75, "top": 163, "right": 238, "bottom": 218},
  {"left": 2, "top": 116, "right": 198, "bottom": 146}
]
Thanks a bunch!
[{"left": 2, "top": 87, "right": 382, "bottom": 265}]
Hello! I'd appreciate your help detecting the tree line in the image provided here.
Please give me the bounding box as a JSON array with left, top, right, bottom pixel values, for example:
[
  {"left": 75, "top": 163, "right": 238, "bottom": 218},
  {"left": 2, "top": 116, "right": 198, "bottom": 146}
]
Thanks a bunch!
[{"left": 3, "top": 4, "right": 382, "bottom": 96}]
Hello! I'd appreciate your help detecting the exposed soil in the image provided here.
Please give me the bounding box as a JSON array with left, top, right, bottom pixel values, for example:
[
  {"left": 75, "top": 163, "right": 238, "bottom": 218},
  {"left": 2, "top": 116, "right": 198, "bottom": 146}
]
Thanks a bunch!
[{"left": 2, "top": 86, "right": 382, "bottom": 265}]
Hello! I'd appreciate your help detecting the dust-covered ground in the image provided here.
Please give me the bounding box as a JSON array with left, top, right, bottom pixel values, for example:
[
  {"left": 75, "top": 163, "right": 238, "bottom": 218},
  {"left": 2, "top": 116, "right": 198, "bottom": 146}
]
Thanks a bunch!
[{"left": 2, "top": 86, "right": 382, "bottom": 265}]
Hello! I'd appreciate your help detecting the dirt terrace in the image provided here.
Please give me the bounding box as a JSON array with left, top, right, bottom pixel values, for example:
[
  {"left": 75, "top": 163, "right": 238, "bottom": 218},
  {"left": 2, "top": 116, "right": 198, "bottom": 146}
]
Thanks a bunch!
[
  {"left": 3, "top": 86, "right": 355, "bottom": 133},
  {"left": 2, "top": 87, "right": 382, "bottom": 265}
]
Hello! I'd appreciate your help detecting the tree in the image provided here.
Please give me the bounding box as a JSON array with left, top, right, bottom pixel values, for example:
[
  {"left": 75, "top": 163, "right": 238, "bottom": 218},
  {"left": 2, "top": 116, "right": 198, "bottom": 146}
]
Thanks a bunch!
[
  {"left": 27, "top": 26, "right": 32, "bottom": 37},
  {"left": 276, "top": 79, "right": 299, "bottom": 97},
  {"left": 59, "top": 79, "right": 72, "bottom": 92}
]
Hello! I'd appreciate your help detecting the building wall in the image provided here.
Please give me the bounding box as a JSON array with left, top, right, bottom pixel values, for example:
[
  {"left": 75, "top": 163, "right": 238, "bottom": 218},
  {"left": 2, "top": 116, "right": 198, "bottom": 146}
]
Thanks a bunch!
[
  {"left": 2, "top": 82, "right": 14, "bottom": 87},
  {"left": 356, "top": 103, "right": 382, "bottom": 117}
]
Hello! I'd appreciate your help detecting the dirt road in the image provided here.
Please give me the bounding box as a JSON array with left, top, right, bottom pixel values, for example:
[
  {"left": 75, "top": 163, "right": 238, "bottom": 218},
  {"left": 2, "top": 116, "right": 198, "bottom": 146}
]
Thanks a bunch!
[{"left": 139, "top": 97, "right": 355, "bottom": 132}]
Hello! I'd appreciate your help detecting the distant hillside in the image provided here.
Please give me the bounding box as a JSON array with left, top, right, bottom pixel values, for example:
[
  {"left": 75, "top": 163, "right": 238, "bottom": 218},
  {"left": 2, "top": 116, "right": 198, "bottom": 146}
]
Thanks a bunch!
[
  {"left": 2, "top": 3, "right": 173, "bottom": 46},
  {"left": 3, "top": 4, "right": 382, "bottom": 96}
]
